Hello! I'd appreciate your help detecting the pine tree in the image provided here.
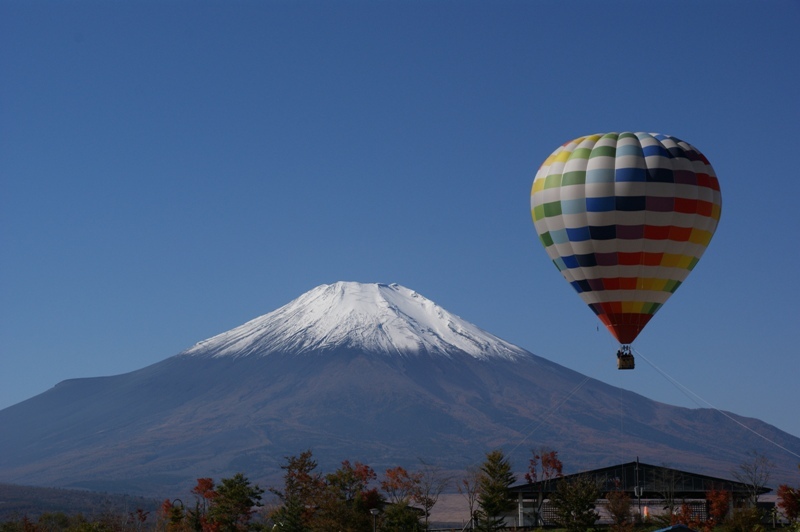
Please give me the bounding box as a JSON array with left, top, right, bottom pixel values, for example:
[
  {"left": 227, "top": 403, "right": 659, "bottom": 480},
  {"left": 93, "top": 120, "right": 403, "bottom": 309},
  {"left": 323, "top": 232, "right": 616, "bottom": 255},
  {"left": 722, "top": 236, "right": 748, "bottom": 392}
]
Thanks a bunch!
[
  {"left": 550, "top": 475, "right": 599, "bottom": 532},
  {"left": 475, "top": 450, "right": 516, "bottom": 531},
  {"left": 206, "top": 473, "right": 264, "bottom": 532}
]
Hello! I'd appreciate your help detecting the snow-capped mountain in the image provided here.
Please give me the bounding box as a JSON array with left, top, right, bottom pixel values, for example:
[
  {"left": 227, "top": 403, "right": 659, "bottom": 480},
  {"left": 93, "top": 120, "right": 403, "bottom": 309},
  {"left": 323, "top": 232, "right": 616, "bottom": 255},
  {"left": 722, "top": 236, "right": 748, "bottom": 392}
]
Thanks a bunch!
[
  {"left": 181, "top": 282, "right": 527, "bottom": 360},
  {"left": 0, "top": 282, "right": 797, "bottom": 497}
]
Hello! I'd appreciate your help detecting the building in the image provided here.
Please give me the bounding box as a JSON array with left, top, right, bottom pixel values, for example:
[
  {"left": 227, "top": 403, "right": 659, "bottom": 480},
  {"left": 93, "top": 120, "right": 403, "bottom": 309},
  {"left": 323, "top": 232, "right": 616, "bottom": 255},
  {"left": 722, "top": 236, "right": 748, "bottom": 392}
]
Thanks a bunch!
[{"left": 506, "top": 460, "right": 771, "bottom": 528}]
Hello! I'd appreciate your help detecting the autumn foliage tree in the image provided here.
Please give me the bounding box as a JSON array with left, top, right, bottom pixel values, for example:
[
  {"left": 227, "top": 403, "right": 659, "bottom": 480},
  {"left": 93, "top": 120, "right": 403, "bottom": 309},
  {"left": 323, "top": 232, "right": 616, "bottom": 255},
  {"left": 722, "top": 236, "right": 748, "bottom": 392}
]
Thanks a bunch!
[
  {"left": 605, "top": 480, "right": 633, "bottom": 532},
  {"left": 316, "top": 460, "right": 383, "bottom": 531},
  {"left": 381, "top": 466, "right": 421, "bottom": 504},
  {"left": 189, "top": 477, "right": 218, "bottom": 530},
  {"left": 380, "top": 466, "right": 422, "bottom": 531},
  {"left": 525, "top": 446, "right": 563, "bottom": 526},
  {"left": 161, "top": 474, "right": 263, "bottom": 532},
  {"left": 270, "top": 450, "right": 326, "bottom": 530},
  {"left": 706, "top": 487, "right": 731, "bottom": 528},
  {"left": 778, "top": 465, "right": 800, "bottom": 525}
]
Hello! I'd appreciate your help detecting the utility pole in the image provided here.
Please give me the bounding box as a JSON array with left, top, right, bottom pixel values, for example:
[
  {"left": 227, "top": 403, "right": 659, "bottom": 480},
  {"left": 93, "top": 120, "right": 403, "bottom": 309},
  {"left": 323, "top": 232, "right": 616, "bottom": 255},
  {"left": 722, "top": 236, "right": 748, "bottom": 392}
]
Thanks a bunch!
[{"left": 635, "top": 457, "right": 642, "bottom": 518}]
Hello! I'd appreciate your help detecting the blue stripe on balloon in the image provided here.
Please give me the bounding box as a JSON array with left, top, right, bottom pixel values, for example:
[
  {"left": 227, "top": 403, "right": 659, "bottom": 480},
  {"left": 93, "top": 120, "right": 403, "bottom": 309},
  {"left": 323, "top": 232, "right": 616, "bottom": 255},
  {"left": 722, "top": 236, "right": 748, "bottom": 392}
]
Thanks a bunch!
[
  {"left": 615, "top": 167, "right": 646, "bottom": 182},
  {"left": 646, "top": 166, "right": 674, "bottom": 183},
  {"left": 668, "top": 147, "right": 687, "bottom": 159},
  {"left": 586, "top": 197, "right": 615, "bottom": 212},
  {"left": 617, "top": 143, "right": 643, "bottom": 157},
  {"left": 561, "top": 255, "right": 579, "bottom": 269},
  {"left": 643, "top": 144, "right": 671, "bottom": 158},
  {"left": 570, "top": 279, "right": 592, "bottom": 293},
  {"left": 590, "top": 225, "right": 616, "bottom": 240},
  {"left": 616, "top": 196, "right": 646, "bottom": 211},
  {"left": 576, "top": 253, "right": 598, "bottom": 267},
  {"left": 586, "top": 168, "right": 615, "bottom": 183},
  {"left": 550, "top": 228, "right": 569, "bottom": 244},
  {"left": 560, "top": 253, "right": 599, "bottom": 269},
  {"left": 561, "top": 198, "right": 586, "bottom": 214},
  {"left": 566, "top": 227, "right": 591, "bottom": 241}
]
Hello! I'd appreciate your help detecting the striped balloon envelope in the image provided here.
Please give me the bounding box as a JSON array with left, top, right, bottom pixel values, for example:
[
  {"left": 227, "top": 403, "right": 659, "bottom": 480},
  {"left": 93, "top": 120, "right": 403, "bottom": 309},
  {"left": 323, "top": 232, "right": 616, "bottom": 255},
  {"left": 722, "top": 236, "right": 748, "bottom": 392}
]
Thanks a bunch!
[{"left": 530, "top": 132, "right": 722, "bottom": 347}]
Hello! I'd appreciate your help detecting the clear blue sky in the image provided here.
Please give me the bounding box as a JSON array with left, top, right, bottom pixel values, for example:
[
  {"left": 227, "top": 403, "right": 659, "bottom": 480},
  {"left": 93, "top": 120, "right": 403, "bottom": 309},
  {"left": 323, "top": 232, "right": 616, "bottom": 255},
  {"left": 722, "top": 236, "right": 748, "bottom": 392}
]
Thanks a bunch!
[{"left": 2, "top": 0, "right": 799, "bottom": 451}]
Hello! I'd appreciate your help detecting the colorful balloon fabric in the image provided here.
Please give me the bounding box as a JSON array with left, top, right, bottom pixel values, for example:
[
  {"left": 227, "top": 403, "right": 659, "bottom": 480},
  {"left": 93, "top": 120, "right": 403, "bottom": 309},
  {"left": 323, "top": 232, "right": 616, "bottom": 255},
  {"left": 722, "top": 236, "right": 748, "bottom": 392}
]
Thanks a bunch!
[{"left": 530, "top": 132, "right": 722, "bottom": 345}]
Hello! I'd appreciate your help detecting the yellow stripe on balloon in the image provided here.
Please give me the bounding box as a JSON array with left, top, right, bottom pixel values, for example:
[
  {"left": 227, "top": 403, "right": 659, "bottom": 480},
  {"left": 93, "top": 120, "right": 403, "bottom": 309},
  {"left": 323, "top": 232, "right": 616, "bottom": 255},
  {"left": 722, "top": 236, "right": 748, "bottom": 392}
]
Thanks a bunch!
[
  {"left": 711, "top": 203, "right": 722, "bottom": 221},
  {"left": 621, "top": 301, "right": 646, "bottom": 314},
  {"left": 660, "top": 254, "right": 682, "bottom": 268},
  {"left": 689, "top": 228, "right": 713, "bottom": 246},
  {"left": 553, "top": 150, "right": 572, "bottom": 163}
]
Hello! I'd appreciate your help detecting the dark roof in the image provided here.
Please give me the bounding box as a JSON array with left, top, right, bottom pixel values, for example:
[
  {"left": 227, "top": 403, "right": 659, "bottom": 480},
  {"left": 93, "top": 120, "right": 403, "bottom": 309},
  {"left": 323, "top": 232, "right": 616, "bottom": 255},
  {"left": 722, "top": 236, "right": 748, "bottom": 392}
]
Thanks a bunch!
[{"left": 510, "top": 461, "right": 771, "bottom": 500}]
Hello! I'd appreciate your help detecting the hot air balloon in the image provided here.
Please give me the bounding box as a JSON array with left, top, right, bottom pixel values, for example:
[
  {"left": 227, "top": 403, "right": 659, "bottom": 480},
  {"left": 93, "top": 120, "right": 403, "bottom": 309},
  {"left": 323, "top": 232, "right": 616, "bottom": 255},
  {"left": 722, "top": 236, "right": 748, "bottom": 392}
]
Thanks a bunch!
[{"left": 530, "top": 132, "right": 721, "bottom": 369}]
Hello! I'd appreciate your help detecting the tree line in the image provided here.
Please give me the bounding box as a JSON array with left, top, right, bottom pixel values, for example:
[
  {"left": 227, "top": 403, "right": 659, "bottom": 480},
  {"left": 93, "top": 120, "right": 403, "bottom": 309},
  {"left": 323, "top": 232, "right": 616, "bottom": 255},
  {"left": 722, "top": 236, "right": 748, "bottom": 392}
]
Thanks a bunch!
[{"left": 2, "top": 448, "right": 799, "bottom": 532}]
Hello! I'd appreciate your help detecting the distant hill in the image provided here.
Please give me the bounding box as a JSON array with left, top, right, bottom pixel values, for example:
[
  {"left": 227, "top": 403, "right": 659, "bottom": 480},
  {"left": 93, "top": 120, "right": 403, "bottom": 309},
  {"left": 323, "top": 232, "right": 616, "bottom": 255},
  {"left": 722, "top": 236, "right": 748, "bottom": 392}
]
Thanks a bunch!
[
  {"left": 1, "top": 282, "right": 798, "bottom": 497},
  {"left": 0, "top": 483, "right": 159, "bottom": 522}
]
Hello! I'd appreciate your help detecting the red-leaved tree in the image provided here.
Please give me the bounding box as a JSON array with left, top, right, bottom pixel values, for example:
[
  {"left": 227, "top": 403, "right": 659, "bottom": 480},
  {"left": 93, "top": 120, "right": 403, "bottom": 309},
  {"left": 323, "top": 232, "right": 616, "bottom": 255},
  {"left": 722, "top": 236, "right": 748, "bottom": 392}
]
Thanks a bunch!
[
  {"left": 778, "top": 483, "right": 800, "bottom": 524},
  {"left": 526, "top": 447, "right": 563, "bottom": 527},
  {"left": 706, "top": 488, "right": 731, "bottom": 529},
  {"left": 381, "top": 466, "right": 421, "bottom": 504}
]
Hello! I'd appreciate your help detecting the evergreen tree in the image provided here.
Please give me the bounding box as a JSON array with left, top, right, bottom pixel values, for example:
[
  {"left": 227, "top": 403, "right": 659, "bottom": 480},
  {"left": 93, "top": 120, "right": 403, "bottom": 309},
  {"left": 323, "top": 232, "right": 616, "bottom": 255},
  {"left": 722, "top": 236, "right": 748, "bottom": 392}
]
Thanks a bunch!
[
  {"left": 206, "top": 473, "right": 264, "bottom": 532},
  {"left": 475, "top": 450, "right": 516, "bottom": 531},
  {"left": 380, "top": 500, "right": 421, "bottom": 532},
  {"left": 550, "top": 475, "right": 599, "bottom": 532}
]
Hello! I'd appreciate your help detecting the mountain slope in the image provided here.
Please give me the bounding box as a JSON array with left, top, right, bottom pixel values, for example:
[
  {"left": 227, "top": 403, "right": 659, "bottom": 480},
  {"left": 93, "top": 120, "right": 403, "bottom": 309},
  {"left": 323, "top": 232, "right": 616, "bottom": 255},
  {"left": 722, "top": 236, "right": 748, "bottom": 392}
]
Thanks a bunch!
[{"left": 0, "top": 282, "right": 797, "bottom": 496}]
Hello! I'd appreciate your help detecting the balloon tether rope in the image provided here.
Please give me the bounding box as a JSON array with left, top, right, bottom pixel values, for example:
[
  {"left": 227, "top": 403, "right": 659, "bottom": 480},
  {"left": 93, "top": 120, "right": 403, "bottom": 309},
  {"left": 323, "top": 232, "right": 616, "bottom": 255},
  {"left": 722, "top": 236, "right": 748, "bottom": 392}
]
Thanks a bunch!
[
  {"left": 507, "top": 364, "right": 598, "bottom": 457},
  {"left": 632, "top": 346, "right": 800, "bottom": 460}
]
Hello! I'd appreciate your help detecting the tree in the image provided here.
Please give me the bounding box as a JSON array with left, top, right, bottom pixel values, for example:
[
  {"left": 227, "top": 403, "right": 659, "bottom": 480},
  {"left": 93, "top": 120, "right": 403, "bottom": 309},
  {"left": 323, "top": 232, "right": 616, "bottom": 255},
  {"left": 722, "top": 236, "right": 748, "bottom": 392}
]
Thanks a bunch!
[
  {"left": 414, "top": 460, "right": 451, "bottom": 530},
  {"left": 731, "top": 449, "right": 774, "bottom": 506},
  {"left": 317, "top": 460, "right": 383, "bottom": 531},
  {"left": 549, "top": 475, "right": 599, "bottom": 532},
  {"left": 190, "top": 477, "right": 218, "bottom": 530},
  {"left": 706, "top": 488, "right": 731, "bottom": 527},
  {"left": 651, "top": 464, "right": 683, "bottom": 526},
  {"left": 724, "top": 507, "right": 765, "bottom": 532},
  {"left": 160, "top": 498, "right": 188, "bottom": 532},
  {"left": 778, "top": 465, "right": 800, "bottom": 525},
  {"left": 778, "top": 484, "right": 800, "bottom": 524},
  {"left": 270, "top": 450, "right": 326, "bottom": 530},
  {"left": 525, "top": 446, "right": 563, "bottom": 526},
  {"left": 380, "top": 500, "right": 421, "bottom": 532},
  {"left": 381, "top": 466, "right": 421, "bottom": 504},
  {"left": 457, "top": 465, "right": 481, "bottom": 531},
  {"left": 605, "top": 481, "right": 633, "bottom": 532},
  {"left": 475, "top": 450, "right": 516, "bottom": 531},
  {"left": 206, "top": 473, "right": 264, "bottom": 532},
  {"left": 127, "top": 509, "right": 150, "bottom": 532},
  {"left": 380, "top": 466, "right": 422, "bottom": 531}
]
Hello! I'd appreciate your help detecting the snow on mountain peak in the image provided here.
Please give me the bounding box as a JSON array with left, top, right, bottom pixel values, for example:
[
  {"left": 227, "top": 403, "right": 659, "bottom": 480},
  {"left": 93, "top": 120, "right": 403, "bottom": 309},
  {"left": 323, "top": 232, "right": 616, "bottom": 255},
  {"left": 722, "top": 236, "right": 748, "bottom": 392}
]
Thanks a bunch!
[{"left": 181, "top": 282, "right": 528, "bottom": 360}]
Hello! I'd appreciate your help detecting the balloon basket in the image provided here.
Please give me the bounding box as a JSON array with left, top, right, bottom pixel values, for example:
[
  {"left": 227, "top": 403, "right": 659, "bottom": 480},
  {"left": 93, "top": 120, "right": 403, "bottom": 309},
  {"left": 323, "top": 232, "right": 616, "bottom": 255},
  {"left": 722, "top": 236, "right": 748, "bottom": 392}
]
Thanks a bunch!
[{"left": 616, "top": 345, "right": 635, "bottom": 370}]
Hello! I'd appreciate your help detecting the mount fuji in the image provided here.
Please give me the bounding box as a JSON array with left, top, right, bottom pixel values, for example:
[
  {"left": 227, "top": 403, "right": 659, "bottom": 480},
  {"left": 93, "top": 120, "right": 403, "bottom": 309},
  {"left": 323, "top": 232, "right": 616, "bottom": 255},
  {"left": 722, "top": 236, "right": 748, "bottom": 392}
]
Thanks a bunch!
[{"left": 0, "top": 282, "right": 797, "bottom": 495}]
